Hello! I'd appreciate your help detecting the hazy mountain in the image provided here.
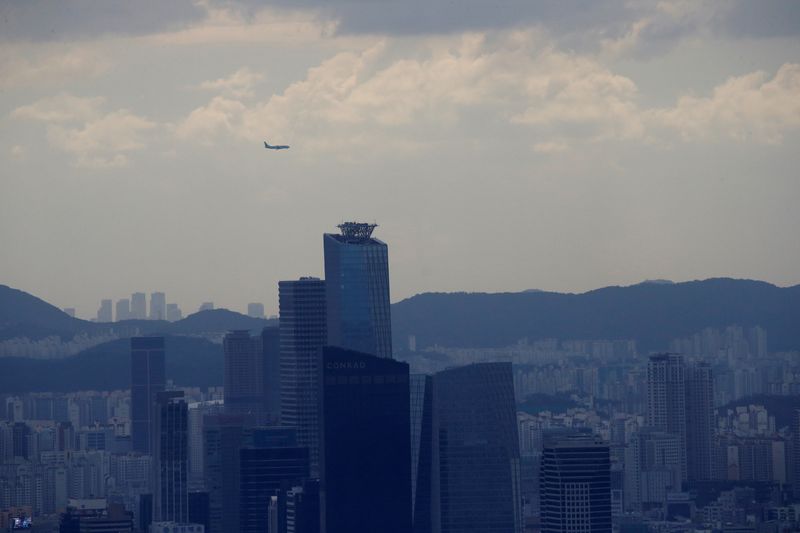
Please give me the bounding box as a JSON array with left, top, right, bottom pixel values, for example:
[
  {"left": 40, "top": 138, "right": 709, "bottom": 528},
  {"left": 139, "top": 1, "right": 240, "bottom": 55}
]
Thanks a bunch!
[
  {"left": 0, "top": 335, "right": 223, "bottom": 393},
  {"left": 392, "top": 278, "right": 800, "bottom": 353}
]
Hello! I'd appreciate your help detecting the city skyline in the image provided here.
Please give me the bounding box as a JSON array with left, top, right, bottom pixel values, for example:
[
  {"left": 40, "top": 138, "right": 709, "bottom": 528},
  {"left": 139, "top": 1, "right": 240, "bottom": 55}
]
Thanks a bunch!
[{"left": 2, "top": 1, "right": 799, "bottom": 318}]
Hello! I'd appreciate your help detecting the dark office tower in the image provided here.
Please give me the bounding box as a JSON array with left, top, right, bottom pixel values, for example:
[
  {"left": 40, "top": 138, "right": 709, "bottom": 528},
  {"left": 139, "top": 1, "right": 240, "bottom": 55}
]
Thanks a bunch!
[
  {"left": 153, "top": 391, "right": 188, "bottom": 523},
  {"left": 685, "top": 363, "right": 714, "bottom": 481},
  {"left": 150, "top": 292, "right": 167, "bottom": 321},
  {"left": 286, "top": 479, "right": 320, "bottom": 533},
  {"left": 323, "top": 222, "right": 392, "bottom": 359},
  {"left": 116, "top": 298, "right": 131, "bottom": 321},
  {"left": 429, "top": 362, "right": 522, "bottom": 533},
  {"left": 131, "top": 337, "right": 166, "bottom": 454},
  {"left": 139, "top": 493, "right": 154, "bottom": 532},
  {"left": 262, "top": 326, "right": 282, "bottom": 425},
  {"left": 279, "top": 277, "right": 327, "bottom": 476},
  {"left": 12, "top": 422, "right": 30, "bottom": 459},
  {"left": 410, "top": 374, "right": 433, "bottom": 533},
  {"left": 319, "top": 346, "right": 411, "bottom": 533},
  {"left": 224, "top": 330, "right": 265, "bottom": 424},
  {"left": 131, "top": 292, "right": 147, "bottom": 320},
  {"left": 646, "top": 354, "right": 687, "bottom": 479},
  {"left": 540, "top": 434, "right": 612, "bottom": 533},
  {"left": 793, "top": 410, "right": 800, "bottom": 500},
  {"left": 97, "top": 299, "right": 113, "bottom": 322},
  {"left": 204, "top": 414, "right": 246, "bottom": 533},
  {"left": 239, "top": 445, "right": 310, "bottom": 533},
  {"left": 188, "top": 491, "right": 210, "bottom": 533}
]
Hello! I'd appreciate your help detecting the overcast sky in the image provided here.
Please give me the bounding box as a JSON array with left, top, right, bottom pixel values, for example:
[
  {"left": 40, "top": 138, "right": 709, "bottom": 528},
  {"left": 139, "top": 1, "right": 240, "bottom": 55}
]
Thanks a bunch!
[{"left": 1, "top": 1, "right": 799, "bottom": 318}]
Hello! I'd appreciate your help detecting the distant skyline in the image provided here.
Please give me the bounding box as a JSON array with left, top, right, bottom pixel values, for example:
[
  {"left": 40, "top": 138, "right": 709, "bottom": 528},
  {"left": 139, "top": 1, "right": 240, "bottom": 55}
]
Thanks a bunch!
[{"left": 1, "top": 1, "right": 799, "bottom": 318}]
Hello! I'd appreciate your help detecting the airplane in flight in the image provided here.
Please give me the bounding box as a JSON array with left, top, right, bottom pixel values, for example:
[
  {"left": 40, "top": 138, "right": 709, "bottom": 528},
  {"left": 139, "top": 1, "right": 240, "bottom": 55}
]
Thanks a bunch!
[{"left": 264, "top": 141, "right": 290, "bottom": 150}]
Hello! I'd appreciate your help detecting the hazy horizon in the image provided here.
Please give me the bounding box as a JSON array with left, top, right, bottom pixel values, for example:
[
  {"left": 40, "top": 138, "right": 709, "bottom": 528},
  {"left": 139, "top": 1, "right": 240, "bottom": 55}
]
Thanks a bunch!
[{"left": 2, "top": 1, "right": 799, "bottom": 318}]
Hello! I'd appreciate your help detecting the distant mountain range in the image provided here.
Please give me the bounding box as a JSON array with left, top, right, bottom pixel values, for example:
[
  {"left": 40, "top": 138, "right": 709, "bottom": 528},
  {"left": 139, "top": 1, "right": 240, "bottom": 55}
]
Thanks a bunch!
[
  {"left": 391, "top": 278, "right": 800, "bottom": 353},
  {"left": 0, "top": 284, "right": 274, "bottom": 342},
  {"left": 0, "top": 336, "right": 223, "bottom": 393}
]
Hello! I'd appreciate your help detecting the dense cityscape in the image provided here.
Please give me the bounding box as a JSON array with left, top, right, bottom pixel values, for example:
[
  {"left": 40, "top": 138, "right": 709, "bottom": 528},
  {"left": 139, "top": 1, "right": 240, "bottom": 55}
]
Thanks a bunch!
[{"left": 1, "top": 223, "right": 799, "bottom": 533}]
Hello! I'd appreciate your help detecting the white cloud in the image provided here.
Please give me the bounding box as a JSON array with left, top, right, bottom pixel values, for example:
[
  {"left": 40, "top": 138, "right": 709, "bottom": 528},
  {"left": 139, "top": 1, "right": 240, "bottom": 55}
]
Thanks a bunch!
[
  {"left": 199, "top": 67, "right": 264, "bottom": 98},
  {"left": 13, "top": 95, "right": 157, "bottom": 168},
  {"left": 650, "top": 63, "right": 800, "bottom": 143},
  {"left": 0, "top": 44, "right": 110, "bottom": 89}
]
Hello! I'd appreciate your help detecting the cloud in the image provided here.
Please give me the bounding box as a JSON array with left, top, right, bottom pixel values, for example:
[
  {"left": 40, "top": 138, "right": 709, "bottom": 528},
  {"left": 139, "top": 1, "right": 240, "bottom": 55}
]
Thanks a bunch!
[
  {"left": 9, "top": 145, "right": 25, "bottom": 160},
  {"left": 13, "top": 95, "right": 157, "bottom": 168},
  {"left": 0, "top": 44, "right": 110, "bottom": 89},
  {"left": 650, "top": 63, "right": 800, "bottom": 144},
  {"left": 199, "top": 67, "right": 264, "bottom": 98}
]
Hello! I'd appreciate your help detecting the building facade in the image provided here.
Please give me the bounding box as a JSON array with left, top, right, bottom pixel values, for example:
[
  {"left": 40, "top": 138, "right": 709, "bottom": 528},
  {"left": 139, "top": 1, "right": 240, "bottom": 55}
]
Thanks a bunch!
[{"left": 131, "top": 337, "right": 166, "bottom": 454}]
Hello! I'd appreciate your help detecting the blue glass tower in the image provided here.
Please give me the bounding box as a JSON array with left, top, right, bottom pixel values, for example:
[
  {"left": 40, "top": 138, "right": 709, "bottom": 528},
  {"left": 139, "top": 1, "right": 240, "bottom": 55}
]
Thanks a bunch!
[{"left": 323, "top": 222, "right": 392, "bottom": 359}]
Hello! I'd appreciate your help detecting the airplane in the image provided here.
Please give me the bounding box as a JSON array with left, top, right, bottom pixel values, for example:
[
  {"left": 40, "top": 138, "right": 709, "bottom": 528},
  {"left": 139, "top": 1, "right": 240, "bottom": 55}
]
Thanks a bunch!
[{"left": 264, "top": 141, "right": 290, "bottom": 150}]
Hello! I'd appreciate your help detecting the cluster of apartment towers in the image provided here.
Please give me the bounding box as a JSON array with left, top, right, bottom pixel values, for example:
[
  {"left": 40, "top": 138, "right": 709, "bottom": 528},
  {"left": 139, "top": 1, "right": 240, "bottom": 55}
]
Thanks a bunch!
[{"left": 129, "top": 222, "right": 614, "bottom": 533}]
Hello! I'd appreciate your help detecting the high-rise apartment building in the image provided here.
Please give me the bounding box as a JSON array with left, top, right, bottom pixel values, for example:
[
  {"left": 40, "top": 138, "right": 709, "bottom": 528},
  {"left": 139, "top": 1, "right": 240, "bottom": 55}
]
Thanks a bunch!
[
  {"left": 423, "top": 362, "right": 522, "bottom": 533},
  {"left": 166, "top": 303, "right": 183, "bottom": 322},
  {"left": 540, "top": 434, "right": 611, "bottom": 533},
  {"left": 97, "top": 299, "right": 113, "bottom": 322},
  {"left": 247, "top": 303, "right": 265, "bottom": 318},
  {"left": 685, "top": 362, "right": 715, "bottom": 481},
  {"left": 323, "top": 222, "right": 392, "bottom": 359},
  {"left": 319, "top": 346, "right": 411, "bottom": 533},
  {"left": 131, "top": 337, "right": 166, "bottom": 454},
  {"left": 279, "top": 277, "right": 327, "bottom": 476},
  {"left": 153, "top": 391, "right": 189, "bottom": 523},
  {"left": 224, "top": 330, "right": 264, "bottom": 424},
  {"left": 646, "top": 354, "right": 687, "bottom": 479},
  {"left": 150, "top": 292, "right": 167, "bottom": 321},
  {"left": 198, "top": 302, "right": 214, "bottom": 312},
  {"left": 116, "top": 299, "right": 131, "bottom": 322},
  {"left": 624, "top": 429, "right": 682, "bottom": 512},
  {"left": 131, "top": 292, "right": 147, "bottom": 320}
]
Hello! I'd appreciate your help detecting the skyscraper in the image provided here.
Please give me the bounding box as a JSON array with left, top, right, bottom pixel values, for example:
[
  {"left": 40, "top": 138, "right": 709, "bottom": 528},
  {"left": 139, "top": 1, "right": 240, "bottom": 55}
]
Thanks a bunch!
[
  {"left": 685, "top": 362, "right": 715, "bottom": 481},
  {"left": 166, "top": 303, "right": 183, "bottom": 322},
  {"left": 199, "top": 302, "right": 214, "bottom": 312},
  {"left": 224, "top": 330, "right": 264, "bottom": 424},
  {"left": 540, "top": 434, "right": 611, "bottom": 533},
  {"left": 131, "top": 292, "right": 147, "bottom": 320},
  {"left": 319, "top": 346, "right": 411, "bottom": 533},
  {"left": 131, "top": 337, "right": 166, "bottom": 454},
  {"left": 153, "top": 391, "right": 189, "bottom": 523},
  {"left": 425, "top": 362, "right": 522, "bottom": 533},
  {"left": 116, "top": 298, "right": 131, "bottom": 322},
  {"left": 203, "top": 414, "right": 246, "bottom": 533},
  {"left": 150, "top": 292, "right": 167, "bottom": 321},
  {"left": 646, "top": 354, "right": 687, "bottom": 479},
  {"left": 279, "top": 277, "right": 327, "bottom": 476},
  {"left": 624, "top": 429, "right": 682, "bottom": 512},
  {"left": 97, "top": 299, "right": 113, "bottom": 322},
  {"left": 323, "top": 222, "right": 392, "bottom": 359},
  {"left": 261, "top": 326, "right": 281, "bottom": 425},
  {"left": 410, "top": 374, "right": 433, "bottom": 533}
]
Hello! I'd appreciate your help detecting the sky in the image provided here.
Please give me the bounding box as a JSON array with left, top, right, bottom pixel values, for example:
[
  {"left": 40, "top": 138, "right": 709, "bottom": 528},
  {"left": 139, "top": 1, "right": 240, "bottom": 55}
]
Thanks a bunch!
[{"left": 1, "top": 0, "right": 799, "bottom": 318}]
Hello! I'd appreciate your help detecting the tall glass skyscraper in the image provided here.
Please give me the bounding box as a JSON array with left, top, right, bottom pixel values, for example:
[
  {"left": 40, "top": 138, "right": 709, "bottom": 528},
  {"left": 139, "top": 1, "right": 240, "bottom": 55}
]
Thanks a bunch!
[
  {"left": 131, "top": 336, "right": 166, "bottom": 454},
  {"left": 323, "top": 222, "right": 392, "bottom": 359},
  {"left": 154, "top": 390, "right": 189, "bottom": 523},
  {"left": 279, "top": 277, "right": 327, "bottom": 476}
]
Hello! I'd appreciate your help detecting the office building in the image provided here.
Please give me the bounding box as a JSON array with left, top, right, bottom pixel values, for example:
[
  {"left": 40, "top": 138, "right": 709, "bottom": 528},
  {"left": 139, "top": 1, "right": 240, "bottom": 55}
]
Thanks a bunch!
[
  {"left": 540, "top": 434, "right": 611, "bottom": 533},
  {"left": 166, "top": 303, "right": 183, "bottom": 322},
  {"left": 685, "top": 362, "right": 715, "bottom": 481},
  {"left": 248, "top": 303, "right": 265, "bottom": 318},
  {"left": 59, "top": 499, "right": 133, "bottom": 532},
  {"left": 319, "top": 346, "right": 411, "bottom": 533},
  {"left": 131, "top": 292, "right": 147, "bottom": 320},
  {"left": 410, "top": 374, "right": 432, "bottom": 532},
  {"left": 153, "top": 391, "right": 188, "bottom": 523},
  {"left": 426, "top": 362, "right": 522, "bottom": 533},
  {"left": 188, "top": 491, "right": 210, "bottom": 533},
  {"left": 261, "top": 326, "right": 281, "bottom": 425},
  {"left": 131, "top": 337, "right": 166, "bottom": 454},
  {"left": 97, "top": 299, "right": 113, "bottom": 323},
  {"left": 204, "top": 414, "right": 246, "bottom": 533},
  {"left": 285, "top": 479, "right": 320, "bottom": 533},
  {"left": 116, "top": 299, "right": 131, "bottom": 322},
  {"left": 224, "top": 330, "right": 264, "bottom": 424},
  {"left": 624, "top": 429, "right": 682, "bottom": 512},
  {"left": 279, "top": 277, "right": 327, "bottom": 476},
  {"left": 323, "top": 222, "right": 392, "bottom": 359},
  {"left": 239, "top": 443, "right": 309, "bottom": 533},
  {"left": 150, "top": 292, "right": 167, "bottom": 321},
  {"left": 646, "top": 354, "right": 687, "bottom": 479}
]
